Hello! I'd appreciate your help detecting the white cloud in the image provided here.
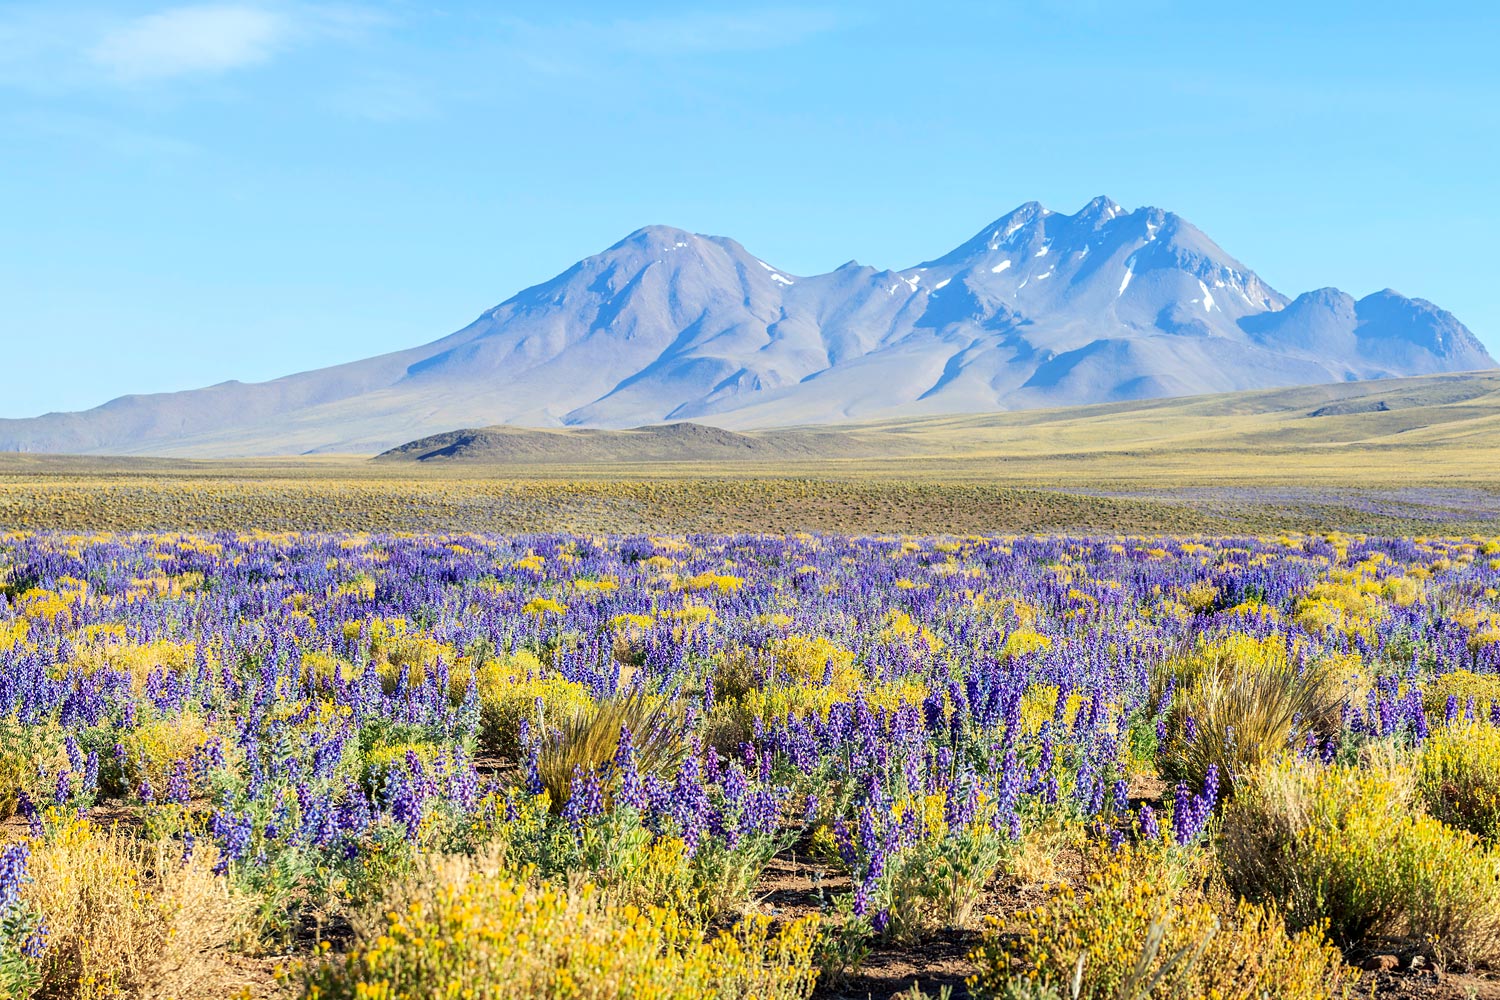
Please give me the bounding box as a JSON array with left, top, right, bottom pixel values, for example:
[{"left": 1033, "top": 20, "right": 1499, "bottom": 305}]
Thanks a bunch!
[
  {"left": 0, "top": 3, "right": 386, "bottom": 92},
  {"left": 89, "top": 4, "right": 291, "bottom": 81}
]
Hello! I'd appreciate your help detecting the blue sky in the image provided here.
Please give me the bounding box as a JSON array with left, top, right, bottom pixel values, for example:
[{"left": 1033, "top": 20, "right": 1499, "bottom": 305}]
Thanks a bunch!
[{"left": 2, "top": 1, "right": 1496, "bottom": 417}]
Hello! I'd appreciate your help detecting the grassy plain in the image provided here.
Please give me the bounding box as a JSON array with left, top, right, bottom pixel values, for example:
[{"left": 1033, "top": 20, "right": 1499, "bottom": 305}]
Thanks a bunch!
[{"left": 2, "top": 371, "right": 1498, "bottom": 534}]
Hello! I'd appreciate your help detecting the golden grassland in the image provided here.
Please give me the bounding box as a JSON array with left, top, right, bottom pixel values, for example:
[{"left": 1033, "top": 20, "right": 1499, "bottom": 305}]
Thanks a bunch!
[
  {"left": 2, "top": 371, "right": 1499, "bottom": 534},
  {"left": 1, "top": 466, "right": 1496, "bottom": 536}
]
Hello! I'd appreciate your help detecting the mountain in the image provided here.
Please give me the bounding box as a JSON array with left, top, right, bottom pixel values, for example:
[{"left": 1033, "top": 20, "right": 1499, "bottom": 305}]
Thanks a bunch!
[{"left": 3, "top": 197, "right": 1493, "bottom": 456}]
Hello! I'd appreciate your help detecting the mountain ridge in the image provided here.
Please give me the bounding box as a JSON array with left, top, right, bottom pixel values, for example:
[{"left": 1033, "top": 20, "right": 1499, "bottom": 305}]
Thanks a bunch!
[{"left": 2, "top": 197, "right": 1492, "bottom": 457}]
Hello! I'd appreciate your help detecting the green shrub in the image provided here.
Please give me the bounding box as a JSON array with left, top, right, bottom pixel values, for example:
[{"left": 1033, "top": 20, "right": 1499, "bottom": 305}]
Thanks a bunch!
[
  {"left": 0, "top": 717, "right": 65, "bottom": 817},
  {"left": 1219, "top": 757, "right": 1500, "bottom": 966},
  {"left": 876, "top": 804, "right": 1012, "bottom": 943}
]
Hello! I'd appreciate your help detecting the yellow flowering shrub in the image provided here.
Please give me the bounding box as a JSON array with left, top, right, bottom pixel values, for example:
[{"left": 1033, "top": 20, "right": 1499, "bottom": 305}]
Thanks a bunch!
[
  {"left": 1292, "top": 572, "right": 1388, "bottom": 636},
  {"left": 1018, "top": 684, "right": 1064, "bottom": 735},
  {"left": 1422, "top": 669, "right": 1500, "bottom": 719},
  {"left": 0, "top": 619, "right": 29, "bottom": 653},
  {"left": 1000, "top": 628, "right": 1052, "bottom": 661},
  {"left": 879, "top": 610, "right": 943, "bottom": 653},
  {"left": 733, "top": 677, "right": 927, "bottom": 727},
  {"left": 1178, "top": 579, "right": 1220, "bottom": 613},
  {"left": 669, "top": 603, "right": 718, "bottom": 632},
  {"left": 679, "top": 572, "right": 746, "bottom": 594},
  {"left": 333, "top": 574, "right": 375, "bottom": 601},
  {"left": 1220, "top": 758, "right": 1500, "bottom": 965},
  {"left": 17, "top": 582, "right": 87, "bottom": 624},
  {"left": 765, "top": 635, "right": 857, "bottom": 686},
  {"left": 968, "top": 844, "right": 1351, "bottom": 1000},
  {"left": 296, "top": 855, "right": 821, "bottom": 1000},
  {"left": 121, "top": 713, "right": 212, "bottom": 798},
  {"left": 299, "top": 650, "right": 356, "bottom": 692},
  {"left": 1419, "top": 722, "right": 1500, "bottom": 842},
  {"left": 522, "top": 596, "right": 568, "bottom": 618},
  {"left": 362, "top": 740, "right": 443, "bottom": 791},
  {"left": 511, "top": 552, "right": 546, "bottom": 573},
  {"left": 453, "top": 651, "right": 592, "bottom": 757},
  {"left": 72, "top": 639, "right": 202, "bottom": 690}
]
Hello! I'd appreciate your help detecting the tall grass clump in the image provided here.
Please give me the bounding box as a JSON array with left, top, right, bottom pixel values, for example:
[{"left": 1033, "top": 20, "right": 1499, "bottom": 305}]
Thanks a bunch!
[
  {"left": 1219, "top": 757, "right": 1500, "bottom": 967},
  {"left": 537, "top": 689, "right": 688, "bottom": 810},
  {"left": 1158, "top": 635, "right": 1344, "bottom": 794},
  {"left": 295, "top": 851, "right": 822, "bottom": 1000}
]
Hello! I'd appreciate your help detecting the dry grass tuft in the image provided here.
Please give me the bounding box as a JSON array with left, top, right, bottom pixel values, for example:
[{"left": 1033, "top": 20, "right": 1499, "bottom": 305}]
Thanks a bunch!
[{"left": 24, "top": 819, "right": 249, "bottom": 1000}]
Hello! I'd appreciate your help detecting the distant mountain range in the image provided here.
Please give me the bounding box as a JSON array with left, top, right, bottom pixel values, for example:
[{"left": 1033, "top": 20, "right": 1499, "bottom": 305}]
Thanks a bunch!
[{"left": 3, "top": 197, "right": 1493, "bottom": 456}]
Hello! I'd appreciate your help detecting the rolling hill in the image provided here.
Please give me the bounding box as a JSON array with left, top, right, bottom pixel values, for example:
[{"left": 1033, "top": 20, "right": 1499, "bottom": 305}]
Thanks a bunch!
[{"left": 374, "top": 370, "right": 1500, "bottom": 478}]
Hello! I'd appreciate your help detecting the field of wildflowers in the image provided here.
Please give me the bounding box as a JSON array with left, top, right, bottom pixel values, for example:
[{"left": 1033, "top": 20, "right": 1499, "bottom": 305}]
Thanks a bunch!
[{"left": 1, "top": 529, "right": 1499, "bottom": 998}]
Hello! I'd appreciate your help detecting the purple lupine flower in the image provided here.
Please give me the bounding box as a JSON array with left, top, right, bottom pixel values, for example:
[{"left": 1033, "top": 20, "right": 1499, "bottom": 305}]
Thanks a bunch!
[
  {"left": 1170, "top": 764, "right": 1219, "bottom": 845},
  {"left": 1202, "top": 764, "right": 1220, "bottom": 808},
  {"left": 561, "top": 764, "right": 604, "bottom": 830},
  {"left": 63, "top": 736, "right": 84, "bottom": 773},
  {"left": 852, "top": 878, "right": 870, "bottom": 918},
  {"left": 448, "top": 753, "right": 481, "bottom": 813},
  {"left": 17, "top": 792, "right": 41, "bottom": 836},
  {"left": 208, "top": 809, "right": 254, "bottom": 873},
  {"left": 21, "top": 918, "right": 47, "bottom": 958},
  {"left": 166, "top": 760, "right": 192, "bottom": 804},
  {"left": 614, "top": 727, "right": 646, "bottom": 810},
  {"left": 520, "top": 720, "right": 543, "bottom": 796},
  {"left": 387, "top": 767, "right": 424, "bottom": 842},
  {"left": 0, "top": 842, "right": 30, "bottom": 915},
  {"left": 1138, "top": 803, "right": 1159, "bottom": 842}
]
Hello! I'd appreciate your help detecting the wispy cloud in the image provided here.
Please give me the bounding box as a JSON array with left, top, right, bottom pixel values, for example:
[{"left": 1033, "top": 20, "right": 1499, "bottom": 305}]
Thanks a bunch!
[
  {"left": 89, "top": 4, "right": 291, "bottom": 81},
  {"left": 0, "top": 2, "right": 384, "bottom": 92}
]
